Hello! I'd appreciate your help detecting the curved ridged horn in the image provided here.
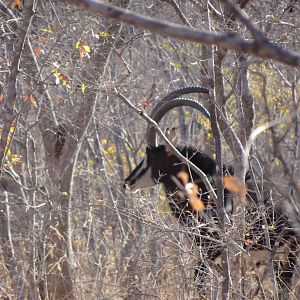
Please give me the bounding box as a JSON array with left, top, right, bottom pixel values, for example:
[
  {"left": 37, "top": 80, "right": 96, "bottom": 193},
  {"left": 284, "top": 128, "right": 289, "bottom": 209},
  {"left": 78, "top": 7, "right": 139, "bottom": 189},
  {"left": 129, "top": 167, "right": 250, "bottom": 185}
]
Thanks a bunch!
[
  {"left": 146, "top": 87, "right": 210, "bottom": 147},
  {"left": 160, "top": 86, "right": 209, "bottom": 100},
  {"left": 150, "top": 86, "right": 209, "bottom": 115}
]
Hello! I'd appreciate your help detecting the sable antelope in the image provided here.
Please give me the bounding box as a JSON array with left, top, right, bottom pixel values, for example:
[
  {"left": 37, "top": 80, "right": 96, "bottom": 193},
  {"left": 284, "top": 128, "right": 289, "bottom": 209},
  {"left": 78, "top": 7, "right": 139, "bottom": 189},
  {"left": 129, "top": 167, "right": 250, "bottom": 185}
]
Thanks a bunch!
[{"left": 124, "top": 87, "right": 299, "bottom": 296}]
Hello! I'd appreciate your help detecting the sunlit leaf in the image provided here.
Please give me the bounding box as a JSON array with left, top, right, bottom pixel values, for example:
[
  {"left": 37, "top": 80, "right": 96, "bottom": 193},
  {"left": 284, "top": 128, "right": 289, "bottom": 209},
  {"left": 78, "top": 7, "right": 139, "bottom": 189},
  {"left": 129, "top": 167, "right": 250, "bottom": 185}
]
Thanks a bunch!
[
  {"left": 177, "top": 171, "right": 189, "bottom": 185},
  {"left": 59, "top": 74, "right": 70, "bottom": 86},
  {"left": 83, "top": 45, "right": 90, "bottom": 53},
  {"left": 75, "top": 40, "right": 82, "bottom": 49},
  {"left": 29, "top": 97, "right": 37, "bottom": 107},
  {"left": 223, "top": 176, "right": 247, "bottom": 198},
  {"left": 5, "top": 162, "right": 13, "bottom": 169},
  {"left": 170, "top": 61, "right": 181, "bottom": 71},
  {"left": 54, "top": 72, "right": 60, "bottom": 85},
  {"left": 40, "top": 27, "right": 52, "bottom": 33},
  {"left": 178, "top": 171, "right": 205, "bottom": 212},
  {"left": 11, "top": 155, "right": 22, "bottom": 163},
  {"left": 11, "top": 0, "right": 23, "bottom": 9},
  {"left": 23, "top": 95, "right": 37, "bottom": 107},
  {"left": 73, "top": 239, "right": 83, "bottom": 248},
  {"left": 76, "top": 40, "right": 91, "bottom": 59},
  {"left": 185, "top": 183, "right": 205, "bottom": 211},
  {"left": 81, "top": 83, "right": 85, "bottom": 94},
  {"left": 52, "top": 61, "right": 61, "bottom": 69},
  {"left": 56, "top": 262, "right": 62, "bottom": 272},
  {"left": 99, "top": 31, "right": 109, "bottom": 37}
]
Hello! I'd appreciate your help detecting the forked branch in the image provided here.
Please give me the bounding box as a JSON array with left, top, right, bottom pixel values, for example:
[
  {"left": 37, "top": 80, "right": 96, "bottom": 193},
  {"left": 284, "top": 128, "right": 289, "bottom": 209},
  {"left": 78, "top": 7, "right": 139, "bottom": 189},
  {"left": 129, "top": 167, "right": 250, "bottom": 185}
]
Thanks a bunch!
[{"left": 63, "top": 0, "right": 300, "bottom": 66}]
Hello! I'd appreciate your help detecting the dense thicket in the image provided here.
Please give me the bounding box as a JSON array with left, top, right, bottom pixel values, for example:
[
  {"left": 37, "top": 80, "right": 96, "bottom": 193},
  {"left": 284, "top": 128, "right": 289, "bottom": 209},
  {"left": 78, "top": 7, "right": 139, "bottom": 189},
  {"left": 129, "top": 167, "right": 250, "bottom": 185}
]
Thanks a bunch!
[{"left": 0, "top": 0, "right": 299, "bottom": 299}]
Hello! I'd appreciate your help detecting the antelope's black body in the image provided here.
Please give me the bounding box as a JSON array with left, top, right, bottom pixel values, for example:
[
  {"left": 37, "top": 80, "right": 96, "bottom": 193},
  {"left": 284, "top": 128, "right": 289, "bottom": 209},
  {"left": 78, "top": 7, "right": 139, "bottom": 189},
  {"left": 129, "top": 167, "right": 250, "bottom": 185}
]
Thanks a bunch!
[{"left": 124, "top": 87, "right": 299, "bottom": 296}]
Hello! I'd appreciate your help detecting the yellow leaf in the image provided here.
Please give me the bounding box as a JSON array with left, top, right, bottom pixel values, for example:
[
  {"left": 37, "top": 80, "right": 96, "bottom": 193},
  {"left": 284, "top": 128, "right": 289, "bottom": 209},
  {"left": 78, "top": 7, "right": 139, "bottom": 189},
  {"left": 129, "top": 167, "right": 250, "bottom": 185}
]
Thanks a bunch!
[
  {"left": 99, "top": 31, "right": 109, "bottom": 37},
  {"left": 28, "top": 95, "right": 37, "bottom": 107},
  {"left": 55, "top": 262, "right": 62, "bottom": 272},
  {"left": 73, "top": 239, "right": 82, "bottom": 248},
  {"left": 40, "top": 27, "right": 52, "bottom": 33},
  {"left": 83, "top": 45, "right": 90, "bottom": 53},
  {"left": 11, "top": 155, "right": 22, "bottom": 163},
  {"left": 75, "top": 40, "right": 81, "bottom": 49},
  {"left": 61, "top": 192, "right": 68, "bottom": 197},
  {"left": 5, "top": 162, "right": 13, "bottom": 169},
  {"left": 81, "top": 83, "right": 85, "bottom": 94}
]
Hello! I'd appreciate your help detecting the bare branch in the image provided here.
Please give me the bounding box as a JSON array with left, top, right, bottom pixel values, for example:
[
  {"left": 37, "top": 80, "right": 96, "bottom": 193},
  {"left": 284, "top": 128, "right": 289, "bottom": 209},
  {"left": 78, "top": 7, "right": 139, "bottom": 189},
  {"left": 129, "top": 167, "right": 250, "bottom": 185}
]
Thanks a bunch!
[
  {"left": 63, "top": 0, "right": 300, "bottom": 66},
  {"left": 244, "top": 112, "right": 298, "bottom": 171},
  {"left": 161, "top": 0, "right": 192, "bottom": 26},
  {"left": 220, "top": 0, "right": 266, "bottom": 42}
]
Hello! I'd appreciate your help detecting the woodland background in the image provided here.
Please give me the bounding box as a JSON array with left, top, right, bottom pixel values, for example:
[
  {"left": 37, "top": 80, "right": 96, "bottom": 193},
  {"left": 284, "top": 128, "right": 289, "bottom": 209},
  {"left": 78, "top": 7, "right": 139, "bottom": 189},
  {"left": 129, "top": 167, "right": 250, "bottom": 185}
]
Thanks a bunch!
[{"left": 0, "top": 0, "right": 299, "bottom": 299}]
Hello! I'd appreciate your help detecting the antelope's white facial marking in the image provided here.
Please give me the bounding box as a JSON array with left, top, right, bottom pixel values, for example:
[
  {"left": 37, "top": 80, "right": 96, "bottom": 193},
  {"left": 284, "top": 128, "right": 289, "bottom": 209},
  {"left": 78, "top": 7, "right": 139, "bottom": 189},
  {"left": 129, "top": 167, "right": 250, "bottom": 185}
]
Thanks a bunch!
[{"left": 124, "top": 158, "right": 156, "bottom": 191}]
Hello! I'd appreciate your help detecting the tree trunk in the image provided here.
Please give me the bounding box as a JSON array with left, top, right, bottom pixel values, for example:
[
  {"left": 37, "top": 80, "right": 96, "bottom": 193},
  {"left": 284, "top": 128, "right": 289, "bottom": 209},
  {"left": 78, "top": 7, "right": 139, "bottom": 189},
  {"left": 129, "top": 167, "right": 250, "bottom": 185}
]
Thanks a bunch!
[{"left": 35, "top": 1, "right": 130, "bottom": 298}]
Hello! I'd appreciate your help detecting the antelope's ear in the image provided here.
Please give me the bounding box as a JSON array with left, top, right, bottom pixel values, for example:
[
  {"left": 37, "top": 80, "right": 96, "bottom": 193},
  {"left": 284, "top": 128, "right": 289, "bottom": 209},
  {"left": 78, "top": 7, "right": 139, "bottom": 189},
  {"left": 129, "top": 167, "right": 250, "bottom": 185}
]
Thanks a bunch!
[
  {"left": 165, "top": 127, "right": 178, "bottom": 154},
  {"left": 166, "top": 127, "right": 178, "bottom": 144}
]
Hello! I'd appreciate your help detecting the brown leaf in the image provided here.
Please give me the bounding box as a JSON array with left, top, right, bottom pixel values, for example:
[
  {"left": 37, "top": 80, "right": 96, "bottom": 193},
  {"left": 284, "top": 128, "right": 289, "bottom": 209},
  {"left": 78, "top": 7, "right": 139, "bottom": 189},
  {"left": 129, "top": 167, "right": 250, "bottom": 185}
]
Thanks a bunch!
[
  {"left": 244, "top": 239, "right": 254, "bottom": 246},
  {"left": 11, "top": 0, "right": 23, "bottom": 9},
  {"left": 178, "top": 172, "right": 205, "bottom": 212},
  {"left": 177, "top": 171, "right": 189, "bottom": 185},
  {"left": 34, "top": 46, "right": 42, "bottom": 58},
  {"left": 223, "top": 176, "right": 247, "bottom": 198},
  {"left": 23, "top": 95, "right": 37, "bottom": 107},
  {"left": 141, "top": 99, "right": 150, "bottom": 110}
]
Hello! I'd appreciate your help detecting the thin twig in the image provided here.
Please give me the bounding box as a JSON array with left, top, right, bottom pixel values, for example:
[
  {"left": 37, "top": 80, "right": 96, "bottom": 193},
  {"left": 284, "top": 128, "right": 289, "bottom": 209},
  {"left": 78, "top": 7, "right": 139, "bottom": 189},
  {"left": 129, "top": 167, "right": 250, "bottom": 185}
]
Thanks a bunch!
[{"left": 161, "top": 0, "right": 192, "bottom": 26}]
